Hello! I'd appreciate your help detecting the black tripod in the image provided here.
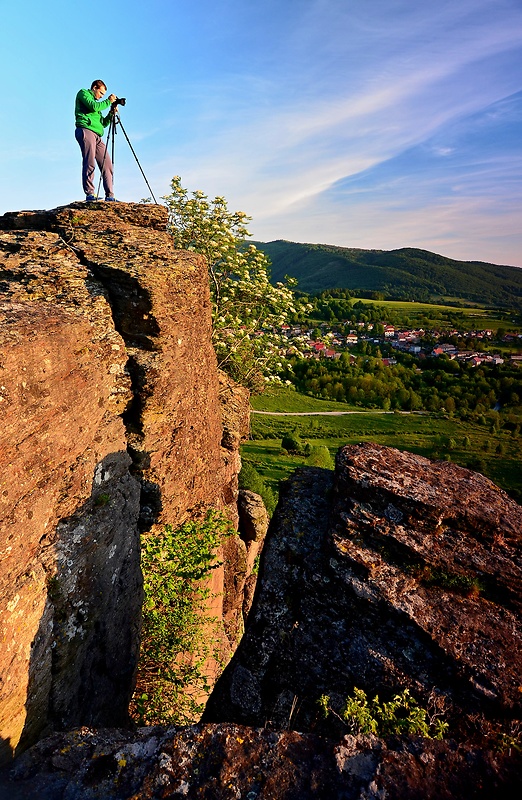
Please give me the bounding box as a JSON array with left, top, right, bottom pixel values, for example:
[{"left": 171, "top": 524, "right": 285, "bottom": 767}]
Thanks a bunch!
[{"left": 97, "top": 107, "right": 157, "bottom": 203}]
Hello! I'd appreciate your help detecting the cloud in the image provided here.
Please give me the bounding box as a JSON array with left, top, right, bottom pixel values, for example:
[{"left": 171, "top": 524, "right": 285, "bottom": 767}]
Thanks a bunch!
[
  {"left": 3, "top": 0, "right": 520, "bottom": 266},
  {"left": 144, "top": 1, "right": 522, "bottom": 228}
]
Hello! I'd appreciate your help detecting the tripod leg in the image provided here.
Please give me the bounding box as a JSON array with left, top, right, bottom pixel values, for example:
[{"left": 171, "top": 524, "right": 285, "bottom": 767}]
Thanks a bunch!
[
  {"left": 114, "top": 117, "right": 158, "bottom": 204},
  {"left": 97, "top": 117, "right": 115, "bottom": 199}
]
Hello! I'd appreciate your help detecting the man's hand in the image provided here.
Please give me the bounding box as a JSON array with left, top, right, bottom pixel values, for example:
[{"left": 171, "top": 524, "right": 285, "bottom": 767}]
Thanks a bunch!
[{"left": 109, "top": 94, "right": 117, "bottom": 103}]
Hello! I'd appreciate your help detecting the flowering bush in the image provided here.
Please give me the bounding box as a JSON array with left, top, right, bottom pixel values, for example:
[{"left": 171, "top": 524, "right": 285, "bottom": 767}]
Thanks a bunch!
[{"left": 163, "top": 177, "right": 302, "bottom": 390}]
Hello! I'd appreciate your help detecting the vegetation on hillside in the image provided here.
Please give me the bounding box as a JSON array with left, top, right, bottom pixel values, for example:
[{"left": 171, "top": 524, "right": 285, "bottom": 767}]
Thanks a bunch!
[
  {"left": 244, "top": 394, "right": 522, "bottom": 504},
  {"left": 282, "top": 347, "right": 522, "bottom": 414},
  {"left": 131, "top": 510, "right": 233, "bottom": 725},
  {"left": 295, "top": 290, "right": 514, "bottom": 334},
  {"left": 255, "top": 239, "right": 522, "bottom": 309}
]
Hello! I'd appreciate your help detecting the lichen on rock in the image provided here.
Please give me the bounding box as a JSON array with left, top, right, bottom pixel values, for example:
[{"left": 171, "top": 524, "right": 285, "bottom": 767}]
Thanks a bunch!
[{"left": 0, "top": 202, "right": 251, "bottom": 762}]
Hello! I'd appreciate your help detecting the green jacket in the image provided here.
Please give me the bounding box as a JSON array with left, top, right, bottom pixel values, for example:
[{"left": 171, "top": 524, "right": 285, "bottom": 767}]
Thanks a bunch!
[{"left": 75, "top": 88, "right": 113, "bottom": 136}]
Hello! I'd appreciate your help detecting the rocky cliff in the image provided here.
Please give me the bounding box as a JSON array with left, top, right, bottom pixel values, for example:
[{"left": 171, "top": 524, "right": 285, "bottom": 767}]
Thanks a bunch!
[
  {"left": 2, "top": 203, "right": 521, "bottom": 796},
  {"left": 1, "top": 444, "right": 521, "bottom": 798},
  {"left": 0, "top": 203, "right": 252, "bottom": 763}
]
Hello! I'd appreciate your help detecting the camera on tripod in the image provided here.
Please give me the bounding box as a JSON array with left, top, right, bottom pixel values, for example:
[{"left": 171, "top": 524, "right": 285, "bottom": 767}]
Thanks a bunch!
[{"left": 99, "top": 96, "right": 157, "bottom": 203}]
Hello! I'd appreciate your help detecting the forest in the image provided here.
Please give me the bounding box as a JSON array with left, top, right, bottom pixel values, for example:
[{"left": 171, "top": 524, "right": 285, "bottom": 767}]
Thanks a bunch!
[{"left": 282, "top": 349, "right": 522, "bottom": 415}]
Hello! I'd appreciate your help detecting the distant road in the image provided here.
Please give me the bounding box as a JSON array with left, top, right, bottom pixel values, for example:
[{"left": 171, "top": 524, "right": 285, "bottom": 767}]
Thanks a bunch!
[
  {"left": 251, "top": 410, "right": 429, "bottom": 417},
  {"left": 252, "top": 410, "right": 397, "bottom": 416}
]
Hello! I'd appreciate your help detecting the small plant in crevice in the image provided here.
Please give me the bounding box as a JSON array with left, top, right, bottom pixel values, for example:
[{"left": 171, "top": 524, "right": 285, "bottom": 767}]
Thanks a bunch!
[
  {"left": 130, "top": 509, "right": 234, "bottom": 726},
  {"left": 422, "top": 567, "right": 484, "bottom": 597},
  {"left": 404, "top": 561, "right": 485, "bottom": 598},
  {"left": 318, "top": 686, "right": 449, "bottom": 740},
  {"left": 498, "top": 720, "right": 522, "bottom": 754}
]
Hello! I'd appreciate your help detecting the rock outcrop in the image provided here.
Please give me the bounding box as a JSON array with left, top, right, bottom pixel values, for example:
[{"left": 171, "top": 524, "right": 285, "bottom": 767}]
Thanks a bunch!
[
  {"left": 237, "top": 489, "right": 270, "bottom": 618},
  {"left": 0, "top": 203, "right": 251, "bottom": 762},
  {"left": 206, "top": 444, "right": 522, "bottom": 747},
  {"left": 2, "top": 202, "right": 522, "bottom": 795},
  {"left": 2, "top": 440, "right": 522, "bottom": 795},
  {"left": 1, "top": 722, "right": 520, "bottom": 799}
]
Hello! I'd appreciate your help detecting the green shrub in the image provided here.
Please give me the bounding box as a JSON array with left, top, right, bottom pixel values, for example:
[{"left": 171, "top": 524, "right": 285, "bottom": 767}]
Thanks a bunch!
[
  {"left": 239, "top": 461, "right": 266, "bottom": 494},
  {"left": 281, "top": 431, "right": 304, "bottom": 454},
  {"left": 306, "top": 445, "right": 334, "bottom": 469},
  {"left": 239, "top": 460, "right": 277, "bottom": 517},
  {"left": 131, "top": 509, "right": 233, "bottom": 725},
  {"left": 319, "top": 687, "right": 448, "bottom": 739}
]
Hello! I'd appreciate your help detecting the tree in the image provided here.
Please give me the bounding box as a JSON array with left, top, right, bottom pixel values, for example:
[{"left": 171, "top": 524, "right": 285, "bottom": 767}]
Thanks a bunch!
[
  {"left": 163, "top": 177, "right": 303, "bottom": 390},
  {"left": 281, "top": 431, "right": 304, "bottom": 454},
  {"left": 306, "top": 445, "right": 334, "bottom": 469},
  {"left": 444, "top": 396, "right": 456, "bottom": 415}
]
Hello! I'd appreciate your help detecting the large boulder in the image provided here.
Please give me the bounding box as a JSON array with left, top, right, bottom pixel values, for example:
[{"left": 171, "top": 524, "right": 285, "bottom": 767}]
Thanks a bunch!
[
  {"left": 205, "top": 444, "right": 522, "bottom": 746},
  {"left": 1, "top": 723, "right": 520, "bottom": 799}
]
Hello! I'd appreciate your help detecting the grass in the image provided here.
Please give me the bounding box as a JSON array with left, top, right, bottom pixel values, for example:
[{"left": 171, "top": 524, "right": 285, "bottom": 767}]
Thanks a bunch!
[
  {"left": 243, "top": 401, "right": 522, "bottom": 503},
  {"left": 346, "top": 298, "right": 508, "bottom": 331},
  {"left": 352, "top": 298, "right": 499, "bottom": 315},
  {"left": 251, "top": 385, "right": 359, "bottom": 413}
]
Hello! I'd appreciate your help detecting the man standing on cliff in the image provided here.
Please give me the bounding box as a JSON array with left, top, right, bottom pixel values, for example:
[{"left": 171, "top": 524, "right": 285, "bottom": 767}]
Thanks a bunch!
[{"left": 75, "top": 80, "right": 118, "bottom": 202}]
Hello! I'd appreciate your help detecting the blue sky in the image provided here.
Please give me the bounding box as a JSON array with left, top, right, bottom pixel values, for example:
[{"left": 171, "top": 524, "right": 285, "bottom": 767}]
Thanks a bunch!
[{"left": 1, "top": 0, "right": 521, "bottom": 266}]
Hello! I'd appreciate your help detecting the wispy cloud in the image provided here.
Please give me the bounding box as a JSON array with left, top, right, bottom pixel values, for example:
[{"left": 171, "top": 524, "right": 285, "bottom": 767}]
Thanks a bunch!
[{"left": 1, "top": 0, "right": 521, "bottom": 264}]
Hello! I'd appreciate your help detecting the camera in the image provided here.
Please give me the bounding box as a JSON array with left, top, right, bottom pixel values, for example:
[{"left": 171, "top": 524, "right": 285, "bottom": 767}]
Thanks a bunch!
[{"left": 112, "top": 97, "right": 126, "bottom": 108}]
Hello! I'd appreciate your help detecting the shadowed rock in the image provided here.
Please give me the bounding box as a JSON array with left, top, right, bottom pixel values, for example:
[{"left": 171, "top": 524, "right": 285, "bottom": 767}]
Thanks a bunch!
[
  {"left": 1, "top": 723, "right": 520, "bottom": 799},
  {"left": 205, "top": 444, "right": 522, "bottom": 746}
]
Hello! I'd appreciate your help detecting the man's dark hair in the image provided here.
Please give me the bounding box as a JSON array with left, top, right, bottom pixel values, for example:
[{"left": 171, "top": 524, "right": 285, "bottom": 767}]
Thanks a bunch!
[{"left": 91, "top": 79, "right": 107, "bottom": 91}]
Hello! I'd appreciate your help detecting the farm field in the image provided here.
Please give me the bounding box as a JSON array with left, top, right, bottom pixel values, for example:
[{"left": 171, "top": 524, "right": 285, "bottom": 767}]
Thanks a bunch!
[
  {"left": 329, "top": 298, "right": 509, "bottom": 332},
  {"left": 250, "top": 386, "right": 358, "bottom": 413}
]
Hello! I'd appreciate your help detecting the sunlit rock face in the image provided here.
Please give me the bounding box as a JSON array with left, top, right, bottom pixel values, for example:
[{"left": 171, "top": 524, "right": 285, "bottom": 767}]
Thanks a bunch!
[{"left": 0, "top": 203, "right": 250, "bottom": 762}]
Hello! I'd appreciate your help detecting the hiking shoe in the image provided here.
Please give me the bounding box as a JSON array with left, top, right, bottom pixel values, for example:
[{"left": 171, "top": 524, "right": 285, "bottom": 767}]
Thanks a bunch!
[
  {"left": 85, "top": 194, "right": 99, "bottom": 202},
  {"left": 105, "top": 196, "right": 119, "bottom": 202}
]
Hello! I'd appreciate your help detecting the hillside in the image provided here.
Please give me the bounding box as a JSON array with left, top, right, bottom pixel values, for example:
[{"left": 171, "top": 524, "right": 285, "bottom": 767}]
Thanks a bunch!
[{"left": 255, "top": 240, "right": 522, "bottom": 308}]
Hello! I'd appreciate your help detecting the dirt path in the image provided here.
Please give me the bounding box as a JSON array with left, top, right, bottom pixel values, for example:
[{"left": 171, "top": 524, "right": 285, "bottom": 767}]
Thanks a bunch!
[
  {"left": 251, "top": 410, "right": 394, "bottom": 416},
  {"left": 251, "top": 410, "right": 428, "bottom": 417}
]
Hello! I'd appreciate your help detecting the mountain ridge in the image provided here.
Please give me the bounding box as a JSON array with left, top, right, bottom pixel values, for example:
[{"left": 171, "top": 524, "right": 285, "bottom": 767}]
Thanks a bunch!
[{"left": 255, "top": 239, "right": 522, "bottom": 309}]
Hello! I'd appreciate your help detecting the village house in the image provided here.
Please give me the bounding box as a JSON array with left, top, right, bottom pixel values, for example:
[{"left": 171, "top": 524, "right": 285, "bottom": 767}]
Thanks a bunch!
[{"left": 432, "top": 343, "right": 458, "bottom": 357}]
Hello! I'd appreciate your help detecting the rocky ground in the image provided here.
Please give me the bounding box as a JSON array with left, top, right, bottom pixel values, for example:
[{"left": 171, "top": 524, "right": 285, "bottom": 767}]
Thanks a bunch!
[{"left": 0, "top": 722, "right": 520, "bottom": 799}]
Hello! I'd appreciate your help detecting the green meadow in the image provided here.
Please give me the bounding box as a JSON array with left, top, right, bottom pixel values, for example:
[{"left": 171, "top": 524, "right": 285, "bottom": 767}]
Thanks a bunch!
[
  {"left": 335, "top": 298, "right": 509, "bottom": 332},
  {"left": 250, "top": 386, "right": 358, "bottom": 413},
  {"left": 243, "top": 388, "right": 522, "bottom": 504}
]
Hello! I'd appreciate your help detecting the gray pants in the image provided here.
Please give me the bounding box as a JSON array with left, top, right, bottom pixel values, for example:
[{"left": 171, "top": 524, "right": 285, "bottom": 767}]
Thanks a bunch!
[{"left": 75, "top": 127, "right": 114, "bottom": 197}]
